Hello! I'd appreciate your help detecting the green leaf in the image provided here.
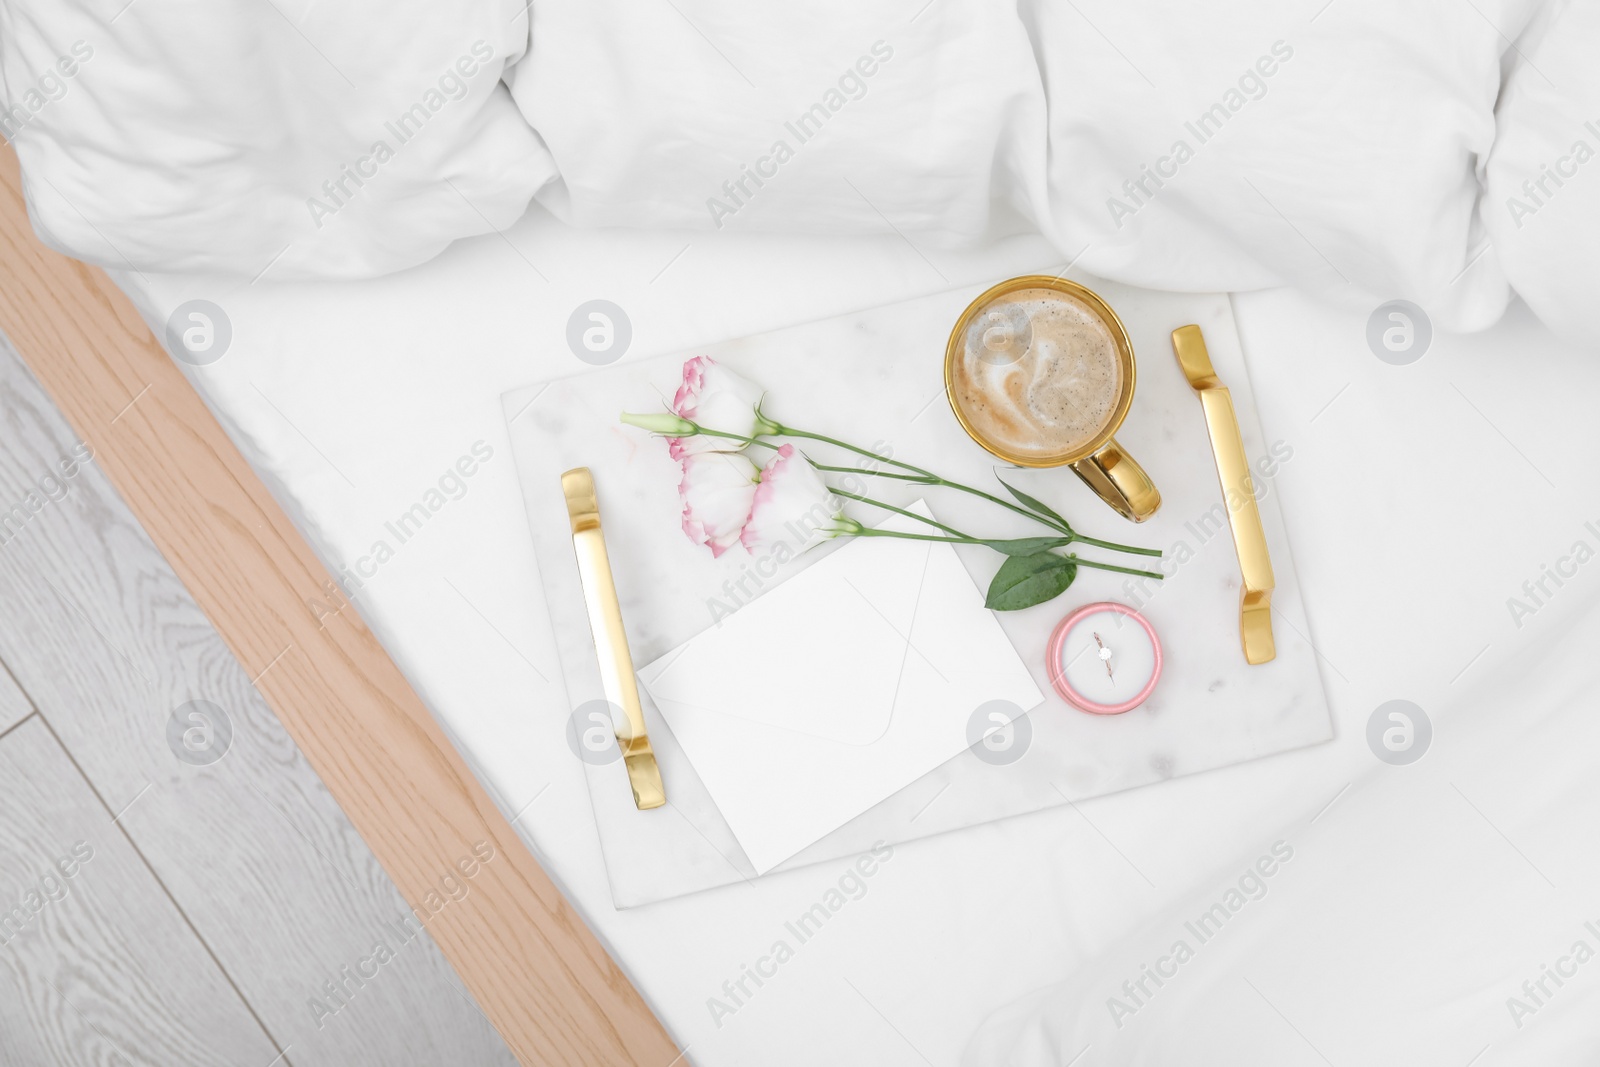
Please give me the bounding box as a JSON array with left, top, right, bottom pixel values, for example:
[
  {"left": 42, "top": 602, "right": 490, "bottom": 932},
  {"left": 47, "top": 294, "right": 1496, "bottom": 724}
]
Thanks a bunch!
[
  {"left": 974, "top": 536, "right": 1073, "bottom": 556},
  {"left": 985, "top": 552, "right": 1077, "bottom": 611},
  {"left": 997, "top": 478, "right": 1073, "bottom": 534}
]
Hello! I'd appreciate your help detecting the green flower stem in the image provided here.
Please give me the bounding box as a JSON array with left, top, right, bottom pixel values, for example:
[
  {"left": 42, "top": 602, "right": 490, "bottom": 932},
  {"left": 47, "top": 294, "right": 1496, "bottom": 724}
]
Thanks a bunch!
[
  {"left": 619, "top": 412, "right": 781, "bottom": 452},
  {"left": 1061, "top": 556, "right": 1167, "bottom": 580},
  {"left": 1062, "top": 532, "right": 1165, "bottom": 558},
  {"left": 814, "top": 463, "right": 1162, "bottom": 559},
  {"left": 696, "top": 428, "right": 780, "bottom": 451},
  {"left": 771, "top": 426, "right": 936, "bottom": 477},
  {"left": 849, "top": 527, "right": 1164, "bottom": 581},
  {"left": 827, "top": 488, "right": 973, "bottom": 539},
  {"left": 811, "top": 464, "right": 935, "bottom": 484},
  {"left": 775, "top": 422, "right": 1123, "bottom": 550},
  {"left": 811, "top": 461, "right": 1070, "bottom": 535}
]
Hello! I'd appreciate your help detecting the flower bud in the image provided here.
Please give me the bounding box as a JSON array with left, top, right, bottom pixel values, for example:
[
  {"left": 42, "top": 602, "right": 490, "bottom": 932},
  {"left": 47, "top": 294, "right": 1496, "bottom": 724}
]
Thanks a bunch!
[{"left": 620, "top": 411, "right": 695, "bottom": 436}]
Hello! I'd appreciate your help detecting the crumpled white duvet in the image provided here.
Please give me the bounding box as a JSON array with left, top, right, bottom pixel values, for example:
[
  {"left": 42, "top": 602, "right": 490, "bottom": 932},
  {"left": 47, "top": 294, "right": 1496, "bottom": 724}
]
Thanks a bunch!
[{"left": 2, "top": 0, "right": 1596, "bottom": 342}]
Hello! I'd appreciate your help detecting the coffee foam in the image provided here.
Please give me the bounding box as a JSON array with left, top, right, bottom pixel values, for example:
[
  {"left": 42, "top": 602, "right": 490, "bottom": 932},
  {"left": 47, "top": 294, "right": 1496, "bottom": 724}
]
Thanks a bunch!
[{"left": 951, "top": 288, "right": 1123, "bottom": 459}]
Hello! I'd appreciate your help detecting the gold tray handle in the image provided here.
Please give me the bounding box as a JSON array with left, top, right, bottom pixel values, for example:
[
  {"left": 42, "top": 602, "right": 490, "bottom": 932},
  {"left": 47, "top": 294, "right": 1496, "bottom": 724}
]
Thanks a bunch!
[
  {"left": 562, "top": 467, "right": 666, "bottom": 809},
  {"left": 1171, "top": 326, "right": 1276, "bottom": 665}
]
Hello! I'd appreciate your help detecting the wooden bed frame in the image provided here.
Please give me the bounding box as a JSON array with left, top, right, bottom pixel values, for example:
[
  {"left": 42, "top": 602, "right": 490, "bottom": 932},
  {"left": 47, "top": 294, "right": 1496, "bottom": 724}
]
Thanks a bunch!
[{"left": 0, "top": 145, "right": 684, "bottom": 1067}]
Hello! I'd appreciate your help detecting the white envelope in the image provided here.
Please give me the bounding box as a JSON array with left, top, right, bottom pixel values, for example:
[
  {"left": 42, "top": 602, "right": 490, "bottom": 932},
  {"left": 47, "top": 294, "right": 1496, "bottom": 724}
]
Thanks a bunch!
[{"left": 638, "top": 502, "right": 1043, "bottom": 874}]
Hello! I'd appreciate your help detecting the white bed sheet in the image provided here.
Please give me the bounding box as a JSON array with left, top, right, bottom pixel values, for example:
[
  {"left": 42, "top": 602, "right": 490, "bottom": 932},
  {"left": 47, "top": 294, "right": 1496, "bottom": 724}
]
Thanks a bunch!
[{"left": 109, "top": 206, "right": 1600, "bottom": 1066}]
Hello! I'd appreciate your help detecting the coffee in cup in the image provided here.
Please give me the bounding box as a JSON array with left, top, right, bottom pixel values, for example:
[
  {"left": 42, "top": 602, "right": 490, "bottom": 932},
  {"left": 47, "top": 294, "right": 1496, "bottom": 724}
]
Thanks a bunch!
[{"left": 944, "top": 277, "right": 1160, "bottom": 522}]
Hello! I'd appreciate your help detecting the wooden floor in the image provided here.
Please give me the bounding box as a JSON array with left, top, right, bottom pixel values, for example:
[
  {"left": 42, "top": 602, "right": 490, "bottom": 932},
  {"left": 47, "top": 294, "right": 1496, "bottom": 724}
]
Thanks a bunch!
[
  {"left": 0, "top": 333, "right": 517, "bottom": 1065},
  {"left": 0, "top": 144, "right": 680, "bottom": 1065}
]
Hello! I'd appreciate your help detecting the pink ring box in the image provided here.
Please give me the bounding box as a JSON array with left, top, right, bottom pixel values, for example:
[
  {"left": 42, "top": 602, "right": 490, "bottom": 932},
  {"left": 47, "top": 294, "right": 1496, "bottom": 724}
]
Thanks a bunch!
[{"left": 1046, "top": 601, "right": 1162, "bottom": 715}]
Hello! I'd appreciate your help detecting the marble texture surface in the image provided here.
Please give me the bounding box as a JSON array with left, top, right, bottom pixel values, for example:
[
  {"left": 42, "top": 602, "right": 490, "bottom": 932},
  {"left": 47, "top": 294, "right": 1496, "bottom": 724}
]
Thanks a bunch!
[{"left": 505, "top": 274, "right": 1332, "bottom": 906}]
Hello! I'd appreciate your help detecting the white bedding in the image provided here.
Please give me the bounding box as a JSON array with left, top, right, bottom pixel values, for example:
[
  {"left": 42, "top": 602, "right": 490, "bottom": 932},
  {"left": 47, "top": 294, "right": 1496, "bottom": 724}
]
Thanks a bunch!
[
  {"left": 5, "top": 0, "right": 1600, "bottom": 1062},
  {"left": 5, "top": 0, "right": 1600, "bottom": 342},
  {"left": 966, "top": 598, "right": 1600, "bottom": 1065},
  {"left": 100, "top": 212, "right": 1600, "bottom": 1065}
]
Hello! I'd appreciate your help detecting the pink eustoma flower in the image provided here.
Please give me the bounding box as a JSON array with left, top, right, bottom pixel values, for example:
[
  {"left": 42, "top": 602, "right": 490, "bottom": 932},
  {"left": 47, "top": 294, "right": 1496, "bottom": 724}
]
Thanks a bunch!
[
  {"left": 741, "top": 445, "right": 851, "bottom": 555},
  {"left": 679, "top": 450, "right": 760, "bottom": 557},
  {"left": 668, "top": 356, "right": 766, "bottom": 459}
]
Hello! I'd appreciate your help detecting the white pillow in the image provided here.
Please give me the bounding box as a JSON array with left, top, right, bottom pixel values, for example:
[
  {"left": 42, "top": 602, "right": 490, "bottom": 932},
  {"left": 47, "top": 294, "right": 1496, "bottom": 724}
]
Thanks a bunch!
[
  {"left": 507, "top": 0, "right": 1563, "bottom": 334},
  {"left": 6, "top": 0, "right": 1593, "bottom": 346},
  {"left": 1, "top": 0, "right": 553, "bottom": 278},
  {"left": 1482, "top": 0, "right": 1600, "bottom": 345}
]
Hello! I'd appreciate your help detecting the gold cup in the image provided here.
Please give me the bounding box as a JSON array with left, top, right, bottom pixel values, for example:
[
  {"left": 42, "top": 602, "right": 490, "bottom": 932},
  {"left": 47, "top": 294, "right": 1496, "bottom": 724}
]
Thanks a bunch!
[{"left": 944, "top": 276, "right": 1161, "bottom": 523}]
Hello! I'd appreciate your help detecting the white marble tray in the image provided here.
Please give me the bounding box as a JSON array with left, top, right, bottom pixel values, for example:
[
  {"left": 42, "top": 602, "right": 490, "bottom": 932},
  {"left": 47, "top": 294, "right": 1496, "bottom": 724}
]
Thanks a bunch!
[{"left": 504, "top": 275, "right": 1332, "bottom": 907}]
